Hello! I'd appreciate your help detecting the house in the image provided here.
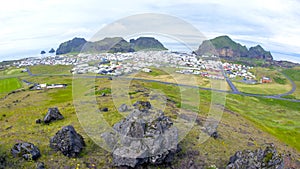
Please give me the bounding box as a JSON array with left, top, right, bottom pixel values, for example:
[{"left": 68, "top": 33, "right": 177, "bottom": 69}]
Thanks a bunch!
[
  {"left": 261, "top": 77, "right": 272, "bottom": 83},
  {"left": 142, "top": 68, "right": 152, "bottom": 73},
  {"left": 46, "top": 84, "right": 67, "bottom": 89}
]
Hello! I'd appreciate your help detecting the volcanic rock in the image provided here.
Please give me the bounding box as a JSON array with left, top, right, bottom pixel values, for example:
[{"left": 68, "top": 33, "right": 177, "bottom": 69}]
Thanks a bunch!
[
  {"left": 118, "top": 104, "right": 129, "bottom": 112},
  {"left": 132, "top": 101, "right": 152, "bottom": 111},
  {"left": 36, "top": 119, "right": 42, "bottom": 124},
  {"left": 0, "top": 154, "right": 6, "bottom": 169},
  {"left": 36, "top": 162, "right": 45, "bottom": 169},
  {"left": 101, "top": 107, "right": 109, "bottom": 112},
  {"left": 202, "top": 118, "right": 219, "bottom": 139},
  {"left": 11, "top": 142, "right": 41, "bottom": 161},
  {"left": 102, "top": 103, "right": 178, "bottom": 168},
  {"left": 43, "top": 107, "right": 64, "bottom": 124},
  {"left": 50, "top": 125, "right": 85, "bottom": 158},
  {"left": 226, "top": 144, "right": 284, "bottom": 169}
]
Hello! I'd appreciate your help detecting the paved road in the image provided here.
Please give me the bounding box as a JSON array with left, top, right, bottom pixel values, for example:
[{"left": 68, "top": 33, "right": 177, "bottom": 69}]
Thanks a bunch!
[{"left": 25, "top": 68, "right": 300, "bottom": 102}]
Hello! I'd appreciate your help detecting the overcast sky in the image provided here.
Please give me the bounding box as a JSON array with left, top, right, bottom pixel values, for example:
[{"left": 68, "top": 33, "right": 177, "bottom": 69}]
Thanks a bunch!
[{"left": 1, "top": 0, "right": 300, "bottom": 62}]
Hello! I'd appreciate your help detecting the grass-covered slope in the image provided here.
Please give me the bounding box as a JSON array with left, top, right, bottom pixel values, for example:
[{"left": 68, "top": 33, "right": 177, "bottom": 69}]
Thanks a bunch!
[{"left": 0, "top": 74, "right": 299, "bottom": 168}]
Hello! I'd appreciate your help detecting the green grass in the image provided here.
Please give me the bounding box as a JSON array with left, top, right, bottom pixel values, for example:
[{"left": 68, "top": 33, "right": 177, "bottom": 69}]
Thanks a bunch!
[
  {"left": 282, "top": 67, "right": 300, "bottom": 99},
  {"left": 282, "top": 68, "right": 300, "bottom": 81},
  {"left": 0, "top": 78, "right": 22, "bottom": 93},
  {"left": 29, "top": 65, "right": 72, "bottom": 75},
  {"left": 0, "top": 74, "right": 299, "bottom": 168},
  {"left": 273, "top": 76, "right": 286, "bottom": 84},
  {"left": 226, "top": 94, "right": 300, "bottom": 151},
  {"left": 232, "top": 67, "right": 292, "bottom": 95},
  {"left": 147, "top": 68, "right": 169, "bottom": 76},
  {"left": 0, "top": 67, "right": 26, "bottom": 78},
  {"left": 233, "top": 81, "right": 292, "bottom": 95}
]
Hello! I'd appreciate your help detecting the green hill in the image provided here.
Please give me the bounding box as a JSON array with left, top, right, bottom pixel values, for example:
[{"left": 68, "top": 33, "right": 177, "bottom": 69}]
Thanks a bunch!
[
  {"left": 56, "top": 37, "right": 167, "bottom": 55},
  {"left": 130, "top": 37, "right": 167, "bottom": 51},
  {"left": 195, "top": 35, "right": 273, "bottom": 61}
]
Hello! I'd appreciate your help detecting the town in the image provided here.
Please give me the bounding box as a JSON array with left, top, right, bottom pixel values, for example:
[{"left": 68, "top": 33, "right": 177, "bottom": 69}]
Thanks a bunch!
[{"left": 11, "top": 51, "right": 269, "bottom": 84}]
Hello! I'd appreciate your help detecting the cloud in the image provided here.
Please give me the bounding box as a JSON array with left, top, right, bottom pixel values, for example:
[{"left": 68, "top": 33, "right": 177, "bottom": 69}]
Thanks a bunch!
[{"left": 0, "top": 0, "right": 300, "bottom": 62}]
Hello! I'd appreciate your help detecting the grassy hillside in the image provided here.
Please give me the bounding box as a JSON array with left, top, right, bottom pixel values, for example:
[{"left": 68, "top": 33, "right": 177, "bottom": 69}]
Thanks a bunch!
[{"left": 0, "top": 74, "right": 299, "bottom": 168}]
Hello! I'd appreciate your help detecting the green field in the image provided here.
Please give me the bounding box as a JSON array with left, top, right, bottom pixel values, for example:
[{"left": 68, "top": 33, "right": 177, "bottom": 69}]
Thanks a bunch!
[
  {"left": 29, "top": 65, "right": 73, "bottom": 75},
  {"left": 233, "top": 81, "right": 292, "bottom": 95},
  {"left": 233, "top": 67, "right": 293, "bottom": 95},
  {"left": 0, "top": 73, "right": 299, "bottom": 168},
  {"left": 0, "top": 78, "right": 22, "bottom": 93},
  {"left": 0, "top": 67, "right": 26, "bottom": 78},
  {"left": 282, "top": 67, "right": 300, "bottom": 99}
]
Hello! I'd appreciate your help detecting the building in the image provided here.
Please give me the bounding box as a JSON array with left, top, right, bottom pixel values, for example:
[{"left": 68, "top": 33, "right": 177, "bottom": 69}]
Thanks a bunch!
[
  {"left": 261, "top": 77, "right": 272, "bottom": 83},
  {"left": 142, "top": 68, "right": 152, "bottom": 73}
]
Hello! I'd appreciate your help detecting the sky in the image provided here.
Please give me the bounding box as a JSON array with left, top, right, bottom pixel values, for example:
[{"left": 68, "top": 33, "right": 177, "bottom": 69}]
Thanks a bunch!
[{"left": 1, "top": 0, "right": 300, "bottom": 63}]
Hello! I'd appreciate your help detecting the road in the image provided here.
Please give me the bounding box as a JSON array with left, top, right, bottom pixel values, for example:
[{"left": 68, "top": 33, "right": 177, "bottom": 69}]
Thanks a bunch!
[{"left": 25, "top": 68, "right": 300, "bottom": 102}]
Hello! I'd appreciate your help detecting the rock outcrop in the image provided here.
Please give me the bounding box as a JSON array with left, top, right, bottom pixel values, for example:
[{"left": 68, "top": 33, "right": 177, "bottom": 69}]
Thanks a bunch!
[
  {"left": 49, "top": 48, "right": 55, "bottom": 54},
  {"left": 102, "top": 101, "right": 178, "bottom": 168},
  {"left": 50, "top": 125, "right": 85, "bottom": 158},
  {"left": 43, "top": 107, "right": 64, "bottom": 124},
  {"left": 36, "top": 162, "right": 45, "bottom": 169},
  {"left": 248, "top": 45, "right": 273, "bottom": 61},
  {"left": 132, "top": 101, "right": 152, "bottom": 111},
  {"left": 226, "top": 144, "right": 284, "bottom": 169},
  {"left": 0, "top": 154, "right": 6, "bottom": 169},
  {"left": 118, "top": 104, "right": 129, "bottom": 112},
  {"left": 56, "top": 37, "right": 87, "bottom": 55},
  {"left": 195, "top": 35, "right": 273, "bottom": 61},
  {"left": 11, "top": 142, "right": 41, "bottom": 161}
]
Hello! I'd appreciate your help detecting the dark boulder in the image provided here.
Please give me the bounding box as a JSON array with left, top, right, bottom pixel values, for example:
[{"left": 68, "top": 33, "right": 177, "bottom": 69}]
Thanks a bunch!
[
  {"left": 36, "top": 119, "right": 42, "bottom": 124},
  {"left": 226, "top": 144, "right": 284, "bottom": 169},
  {"left": 43, "top": 107, "right": 64, "bottom": 124},
  {"left": 50, "top": 125, "right": 85, "bottom": 158},
  {"left": 102, "top": 103, "right": 178, "bottom": 168},
  {"left": 11, "top": 142, "right": 41, "bottom": 161},
  {"left": 118, "top": 104, "right": 129, "bottom": 112},
  {"left": 202, "top": 118, "right": 219, "bottom": 139},
  {"left": 0, "top": 154, "right": 6, "bottom": 169},
  {"left": 101, "top": 107, "right": 109, "bottom": 112},
  {"left": 133, "top": 101, "right": 151, "bottom": 111},
  {"left": 36, "top": 162, "right": 45, "bottom": 169}
]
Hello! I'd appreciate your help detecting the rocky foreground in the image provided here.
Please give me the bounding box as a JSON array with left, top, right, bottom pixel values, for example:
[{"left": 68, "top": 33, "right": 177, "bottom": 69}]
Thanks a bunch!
[
  {"left": 226, "top": 144, "right": 284, "bottom": 169},
  {"left": 102, "top": 101, "right": 179, "bottom": 168}
]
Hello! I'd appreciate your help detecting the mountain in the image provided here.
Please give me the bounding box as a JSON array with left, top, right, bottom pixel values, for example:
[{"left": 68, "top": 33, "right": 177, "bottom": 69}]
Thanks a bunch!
[
  {"left": 248, "top": 45, "right": 273, "bottom": 60},
  {"left": 56, "top": 37, "right": 167, "bottom": 55},
  {"left": 56, "top": 37, "right": 87, "bottom": 55},
  {"left": 195, "top": 35, "right": 273, "bottom": 61},
  {"left": 130, "top": 37, "right": 167, "bottom": 51}
]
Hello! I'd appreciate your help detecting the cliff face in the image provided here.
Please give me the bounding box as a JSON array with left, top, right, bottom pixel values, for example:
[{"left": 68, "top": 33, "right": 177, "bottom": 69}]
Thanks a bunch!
[
  {"left": 248, "top": 45, "right": 273, "bottom": 61},
  {"left": 56, "top": 38, "right": 87, "bottom": 55},
  {"left": 56, "top": 37, "right": 167, "bottom": 55},
  {"left": 195, "top": 36, "right": 273, "bottom": 61}
]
